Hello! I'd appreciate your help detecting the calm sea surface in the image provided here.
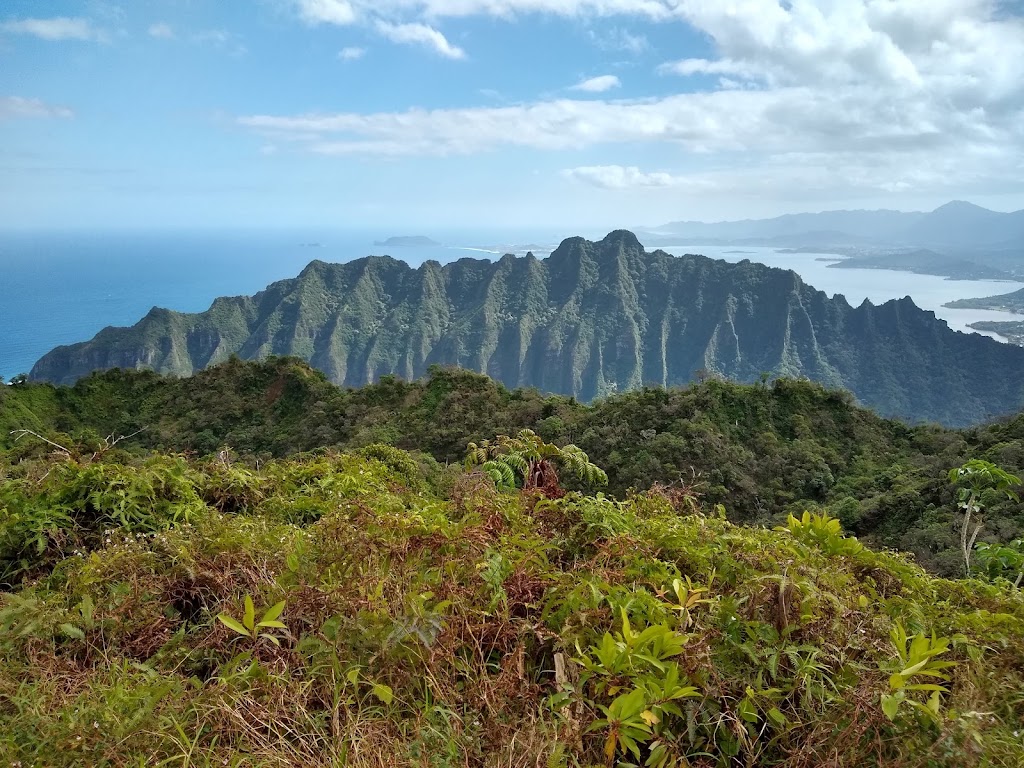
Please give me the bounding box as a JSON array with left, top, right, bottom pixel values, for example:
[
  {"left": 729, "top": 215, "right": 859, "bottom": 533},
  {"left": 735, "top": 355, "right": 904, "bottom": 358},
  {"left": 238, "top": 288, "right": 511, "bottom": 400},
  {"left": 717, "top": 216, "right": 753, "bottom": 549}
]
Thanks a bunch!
[{"left": 1, "top": 230, "right": 1020, "bottom": 381}]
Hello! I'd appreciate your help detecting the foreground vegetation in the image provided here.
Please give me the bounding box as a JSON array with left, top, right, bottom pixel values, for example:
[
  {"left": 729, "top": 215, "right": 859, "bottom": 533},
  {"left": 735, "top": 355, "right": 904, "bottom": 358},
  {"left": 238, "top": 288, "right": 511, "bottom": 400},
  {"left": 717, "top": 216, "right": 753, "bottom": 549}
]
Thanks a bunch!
[
  {"left": 4, "top": 357, "right": 1024, "bottom": 577},
  {"left": 1, "top": 440, "right": 1023, "bottom": 766}
]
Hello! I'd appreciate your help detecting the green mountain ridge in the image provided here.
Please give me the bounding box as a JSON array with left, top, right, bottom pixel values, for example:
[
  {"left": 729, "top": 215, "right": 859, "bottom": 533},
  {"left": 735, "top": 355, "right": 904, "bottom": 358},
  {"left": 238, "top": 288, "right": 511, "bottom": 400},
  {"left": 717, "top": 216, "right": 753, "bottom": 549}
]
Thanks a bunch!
[{"left": 29, "top": 230, "right": 1024, "bottom": 426}]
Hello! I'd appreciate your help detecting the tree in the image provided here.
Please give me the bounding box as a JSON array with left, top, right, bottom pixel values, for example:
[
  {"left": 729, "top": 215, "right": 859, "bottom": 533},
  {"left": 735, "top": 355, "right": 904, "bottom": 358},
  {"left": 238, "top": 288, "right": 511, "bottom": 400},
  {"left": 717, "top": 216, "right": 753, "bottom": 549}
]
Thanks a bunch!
[
  {"left": 975, "top": 539, "right": 1024, "bottom": 588},
  {"left": 466, "top": 429, "right": 607, "bottom": 497},
  {"left": 948, "top": 460, "right": 1021, "bottom": 577}
]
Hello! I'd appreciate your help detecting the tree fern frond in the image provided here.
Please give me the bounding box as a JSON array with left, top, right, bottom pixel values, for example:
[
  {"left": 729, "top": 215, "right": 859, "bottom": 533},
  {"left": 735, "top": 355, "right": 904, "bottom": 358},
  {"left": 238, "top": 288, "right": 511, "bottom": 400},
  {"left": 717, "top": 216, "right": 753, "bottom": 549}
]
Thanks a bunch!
[
  {"left": 482, "top": 461, "right": 516, "bottom": 490},
  {"left": 470, "top": 432, "right": 607, "bottom": 492},
  {"left": 502, "top": 452, "right": 530, "bottom": 475}
]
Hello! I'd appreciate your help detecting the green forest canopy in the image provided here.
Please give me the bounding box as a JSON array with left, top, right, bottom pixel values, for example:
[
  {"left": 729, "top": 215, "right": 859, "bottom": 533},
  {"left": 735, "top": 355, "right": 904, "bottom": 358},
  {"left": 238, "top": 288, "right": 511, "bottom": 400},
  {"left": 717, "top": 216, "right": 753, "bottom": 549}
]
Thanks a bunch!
[{"left": 3, "top": 356, "right": 1024, "bottom": 578}]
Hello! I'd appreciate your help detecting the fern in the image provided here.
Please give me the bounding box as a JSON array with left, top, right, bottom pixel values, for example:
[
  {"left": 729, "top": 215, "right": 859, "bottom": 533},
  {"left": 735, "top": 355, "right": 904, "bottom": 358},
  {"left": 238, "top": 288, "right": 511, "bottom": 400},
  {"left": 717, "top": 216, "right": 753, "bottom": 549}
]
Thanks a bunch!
[{"left": 465, "top": 430, "right": 607, "bottom": 494}]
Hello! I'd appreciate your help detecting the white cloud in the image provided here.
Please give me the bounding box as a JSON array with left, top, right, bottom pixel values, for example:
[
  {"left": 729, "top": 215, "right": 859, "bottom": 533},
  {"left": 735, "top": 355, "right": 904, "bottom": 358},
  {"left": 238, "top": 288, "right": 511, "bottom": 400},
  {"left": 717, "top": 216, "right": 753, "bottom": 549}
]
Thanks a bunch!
[
  {"left": 238, "top": 83, "right": 969, "bottom": 157},
  {"left": 287, "top": 0, "right": 671, "bottom": 57},
  {"left": 148, "top": 22, "right": 175, "bottom": 39},
  {"left": 0, "top": 96, "right": 73, "bottom": 120},
  {"left": 253, "top": 0, "right": 1024, "bottom": 202},
  {"left": 570, "top": 74, "right": 621, "bottom": 92},
  {"left": 0, "top": 16, "right": 106, "bottom": 42},
  {"left": 375, "top": 21, "right": 465, "bottom": 59},
  {"left": 338, "top": 46, "right": 366, "bottom": 59},
  {"left": 295, "top": 0, "right": 357, "bottom": 26},
  {"left": 563, "top": 165, "right": 683, "bottom": 189},
  {"left": 659, "top": 58, "right": 757, "bottom": 79},
  {"left": 340, "top": 1, "right": 683, "bottom": 21}
]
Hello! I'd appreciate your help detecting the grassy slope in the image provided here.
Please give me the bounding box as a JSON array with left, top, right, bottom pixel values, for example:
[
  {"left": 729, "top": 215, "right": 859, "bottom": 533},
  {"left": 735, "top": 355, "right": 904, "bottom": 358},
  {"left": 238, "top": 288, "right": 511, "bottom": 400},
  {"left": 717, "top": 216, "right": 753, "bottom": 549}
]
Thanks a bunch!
[{"left": 1, "top": 449, "right": 1023, "bottom": 767}]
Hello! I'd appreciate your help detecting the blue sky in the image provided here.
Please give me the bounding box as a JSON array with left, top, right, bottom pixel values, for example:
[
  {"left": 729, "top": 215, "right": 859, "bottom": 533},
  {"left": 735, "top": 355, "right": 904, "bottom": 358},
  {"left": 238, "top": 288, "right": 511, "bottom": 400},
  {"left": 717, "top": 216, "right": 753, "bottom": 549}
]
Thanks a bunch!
[{"left": 2, "top": 0, "right": 1024, "bottom": 230}]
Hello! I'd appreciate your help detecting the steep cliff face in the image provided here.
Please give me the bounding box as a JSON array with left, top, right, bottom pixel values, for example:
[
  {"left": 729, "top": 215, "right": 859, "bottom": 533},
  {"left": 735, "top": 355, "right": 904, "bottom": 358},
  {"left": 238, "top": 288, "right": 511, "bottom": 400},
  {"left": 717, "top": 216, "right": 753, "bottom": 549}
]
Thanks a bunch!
[{"left": 30, "top": 231, "right": 1024, "bottom": 425}]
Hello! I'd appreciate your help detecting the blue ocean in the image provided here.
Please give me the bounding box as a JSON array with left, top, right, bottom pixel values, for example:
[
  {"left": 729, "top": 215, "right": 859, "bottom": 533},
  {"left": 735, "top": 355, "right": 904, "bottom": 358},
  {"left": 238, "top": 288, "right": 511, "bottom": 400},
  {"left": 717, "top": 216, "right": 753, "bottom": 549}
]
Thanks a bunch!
[{"left": 0, "top": 229, "right": 561, "bottom": 381}]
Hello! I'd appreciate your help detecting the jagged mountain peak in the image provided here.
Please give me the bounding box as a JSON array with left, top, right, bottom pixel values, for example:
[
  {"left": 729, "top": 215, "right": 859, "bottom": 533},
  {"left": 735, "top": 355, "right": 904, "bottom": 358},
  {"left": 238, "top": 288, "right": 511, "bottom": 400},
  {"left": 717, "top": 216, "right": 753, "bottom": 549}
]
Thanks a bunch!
[
  {"left": 599, "top": 229, "right": 645, "bottom": 252},
  {"left": 28, "top": 234, "right": 1024, "bottom": 426}
]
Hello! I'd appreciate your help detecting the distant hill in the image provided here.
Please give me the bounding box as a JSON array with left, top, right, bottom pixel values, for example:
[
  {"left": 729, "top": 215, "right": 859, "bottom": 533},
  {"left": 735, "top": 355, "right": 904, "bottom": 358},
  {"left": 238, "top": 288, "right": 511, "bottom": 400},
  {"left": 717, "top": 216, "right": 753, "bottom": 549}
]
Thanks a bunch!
[
  {"left": 945, "top": 286, "right": 1024, "bottom": 313},
  {"left": 651, "top": 209, "right": 920, "bottom": 243},
  {"left": 29, "top": 231, "right": 1024, "bottom": 426},
  {"left": 652, "top": 201, "right": 1024, "bottom": 250},
  {"left": 373, "top": 235, "right": 441, "bottom": 247},
  {"left": 969, "top": 320, "right": 1024, "bottom": 346},
  {"left": 901, "top": 201, "right": 1024, "bottom": 248},
  {"left": 827, "top": 248, "right": 1016, "bottom": 281}
]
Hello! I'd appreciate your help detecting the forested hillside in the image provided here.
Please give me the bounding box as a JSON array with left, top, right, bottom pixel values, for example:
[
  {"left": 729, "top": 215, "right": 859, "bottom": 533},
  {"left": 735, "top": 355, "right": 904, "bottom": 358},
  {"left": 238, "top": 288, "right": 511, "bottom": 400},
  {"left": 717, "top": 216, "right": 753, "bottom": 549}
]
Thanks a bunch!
[
  {"left": 29, "top": 232, "right": 1024, "bottom": 426},
  {"left": 5, "top": 357, "right": 1024, "bottom": 578},
  {"left": 2, "top": 362, "right": 1024, "bottom": 766}
]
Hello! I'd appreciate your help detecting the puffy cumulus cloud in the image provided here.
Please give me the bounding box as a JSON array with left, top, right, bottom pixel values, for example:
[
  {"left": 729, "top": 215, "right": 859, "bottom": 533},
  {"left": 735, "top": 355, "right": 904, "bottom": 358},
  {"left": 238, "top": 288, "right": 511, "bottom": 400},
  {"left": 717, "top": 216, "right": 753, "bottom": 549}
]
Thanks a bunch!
[
  {"left": 0, "top": 16, "right": 107, "bottom": 41},
  {"left": 255, "top": 0, "right": 1024, "bottom": 199},
  {"left": 563, "top": 165, "right": 683, "bottom": 188},
  {"left": 664, "top": 0, "right": 1024, "bottom": 100},
  {"left": 0, "top": 97, "right": 74, "bottom": 120},
  {"left": 295, "top": 0, "right": 357, "bottom": 25},
  {"left": 375, "top": 21, "right": 465, "bottom": 58},
  {"left": 571, "top": 74, "right": 622, "bottom": 92}
]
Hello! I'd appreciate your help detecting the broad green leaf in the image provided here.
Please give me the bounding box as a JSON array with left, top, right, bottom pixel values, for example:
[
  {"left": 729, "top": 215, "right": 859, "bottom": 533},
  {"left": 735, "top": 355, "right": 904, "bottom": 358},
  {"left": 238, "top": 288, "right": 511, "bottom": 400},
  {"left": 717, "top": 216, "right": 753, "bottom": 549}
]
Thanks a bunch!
[
  {"left": 260, "top": 600, "right": 286, "bottom": 624},
  {"left": 218, "top": 614, "right": 250, "bottom": 637},
  {"left": 881, "top": 694, "right": 900, "bottom": 720},
  {"left": 256, "top": 620, "right": 287, "bottom": 630},
  {"left": 243, "top": 596, "right": 255, "bottom": 631},
  {"left": 371, "top": 683, "right": 394, "bottom": 705}
]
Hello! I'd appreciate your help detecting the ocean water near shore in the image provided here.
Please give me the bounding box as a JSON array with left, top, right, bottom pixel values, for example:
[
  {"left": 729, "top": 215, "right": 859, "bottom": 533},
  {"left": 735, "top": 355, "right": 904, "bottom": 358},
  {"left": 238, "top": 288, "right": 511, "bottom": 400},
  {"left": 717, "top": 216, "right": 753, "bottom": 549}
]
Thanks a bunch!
[
  {"left": 0, "top": 229, "right": 556, "bottom": 380},
  {"left": 1, "top": 229, "right": 1020, "bottom": 381}
]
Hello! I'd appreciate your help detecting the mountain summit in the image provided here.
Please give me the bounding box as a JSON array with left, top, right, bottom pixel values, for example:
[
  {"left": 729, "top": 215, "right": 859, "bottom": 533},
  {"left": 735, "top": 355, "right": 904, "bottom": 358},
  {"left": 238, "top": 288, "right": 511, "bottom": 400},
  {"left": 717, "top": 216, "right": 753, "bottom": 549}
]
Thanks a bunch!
[{"left": 30, "top": 232, "right": 1024, "bottom": 426}]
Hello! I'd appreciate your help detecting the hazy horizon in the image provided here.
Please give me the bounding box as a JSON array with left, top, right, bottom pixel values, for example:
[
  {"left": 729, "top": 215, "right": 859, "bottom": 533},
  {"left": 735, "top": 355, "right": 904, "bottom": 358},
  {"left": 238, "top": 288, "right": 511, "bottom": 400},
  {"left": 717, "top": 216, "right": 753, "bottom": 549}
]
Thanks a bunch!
[
  {"left": 3, "top": 1, "right": 1024, "bottom": 229},
  {"left": 0, "top": 198, "right": 1020, "bottom": 237}
]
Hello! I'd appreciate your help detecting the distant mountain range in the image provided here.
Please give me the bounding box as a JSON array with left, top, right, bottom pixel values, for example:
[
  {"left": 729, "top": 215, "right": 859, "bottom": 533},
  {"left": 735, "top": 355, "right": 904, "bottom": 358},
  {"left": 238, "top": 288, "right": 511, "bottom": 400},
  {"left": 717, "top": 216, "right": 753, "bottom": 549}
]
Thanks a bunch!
[
  {"left": 30, "top": 231, "right": 1024, "bottom": 426},
  {"left": 649, "top": 201, "right": 1024, "bottom": 249}
]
